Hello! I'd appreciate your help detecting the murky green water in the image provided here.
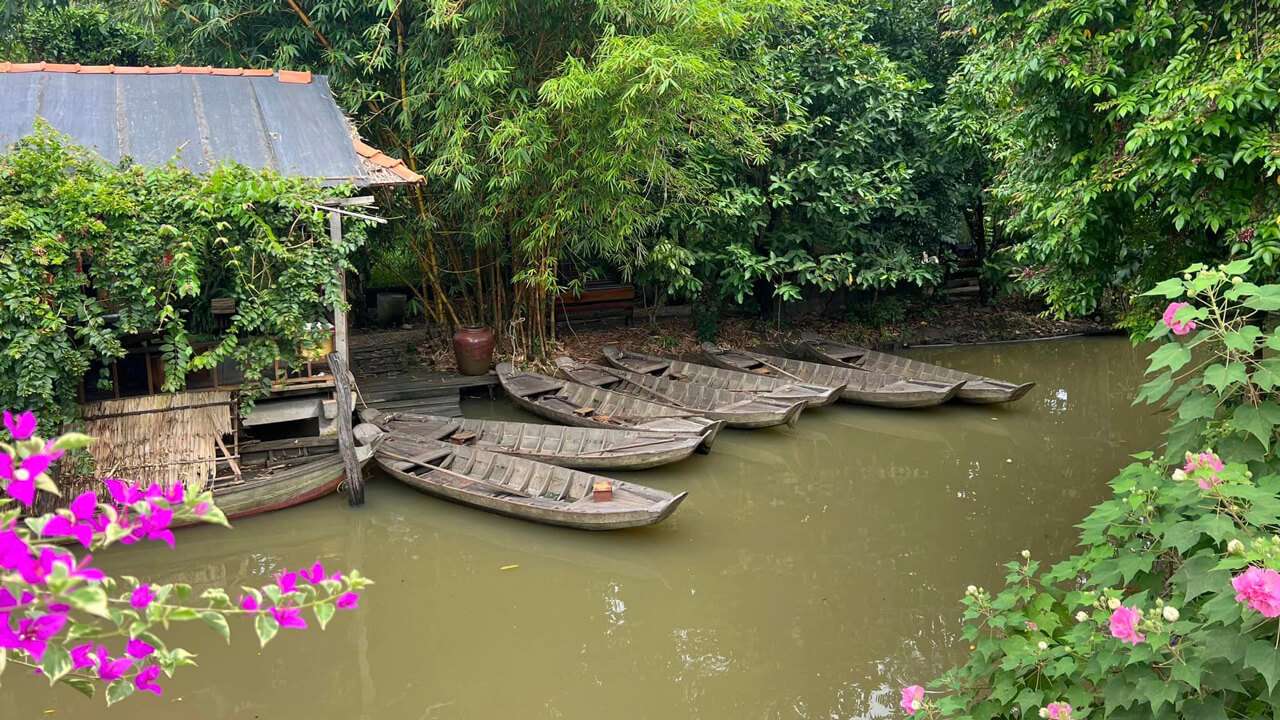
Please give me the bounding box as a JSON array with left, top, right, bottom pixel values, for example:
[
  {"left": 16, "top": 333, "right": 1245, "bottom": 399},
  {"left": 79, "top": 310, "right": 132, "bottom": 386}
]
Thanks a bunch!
[{"left": 5, "top": 337, "right": 1161, "bottom": 719}]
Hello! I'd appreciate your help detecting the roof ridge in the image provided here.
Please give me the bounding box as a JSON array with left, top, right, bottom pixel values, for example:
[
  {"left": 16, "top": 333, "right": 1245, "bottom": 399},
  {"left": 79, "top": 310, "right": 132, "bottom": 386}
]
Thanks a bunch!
[{"left": 0, "top": 62, "right": 310, "bottom": 84}]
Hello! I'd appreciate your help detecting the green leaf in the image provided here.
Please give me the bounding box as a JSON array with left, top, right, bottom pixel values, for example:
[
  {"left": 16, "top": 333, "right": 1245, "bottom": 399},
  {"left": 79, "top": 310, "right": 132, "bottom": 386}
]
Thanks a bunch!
[
  {"left": 62, "top": 676, "right": 96, "bottom": 699},
  {"left": 1203, "top": 363, "right": 1249, "bottom": 393},
  {"left": 1147, "top": 342, "right": 1192, "bottom": 374},
  {"left": 1174, "top": 553, "right": 1229, "bottom": 602},
  {"left": 314, "top": 601, "right": 336, "bottom": 630},
  {"left": 1224, "top": 326, "right": 1263, "bottom": 353},
  {"left": 255, "top": 613, "right": 280, "bottom": 647},
  {"left": 67, "top": 586, "right": 109, "bottom": 618},
  {"left": 200, "top": 610, "right": 231, "bottom": 643},
  {"left": 40, "top": 644, "right": 72, "bottom": 684},
  {"left": 1244, "top": 286, "right": 1280, "bottom": 311},
  {"left": 105, "top": 679, "right": 135, "bottom": 706},
  {"left": 1181, "top": 695, "right": 1227, "bottom": 720},
  {"left": 1230, "top": 405, "right": 1275, "bottom": 449},
  {"left": 1177, "top": 392, "right": 1219, "bottom": 420},
  {"left": 1246, "top": 639, "right": 1280, "bottom": 692},
  {"left": 50, "top": 432, "right": 94, "bottom": 451},
  {"left": 1143, "top": 277, "right": 1186, "bottom": 298}
]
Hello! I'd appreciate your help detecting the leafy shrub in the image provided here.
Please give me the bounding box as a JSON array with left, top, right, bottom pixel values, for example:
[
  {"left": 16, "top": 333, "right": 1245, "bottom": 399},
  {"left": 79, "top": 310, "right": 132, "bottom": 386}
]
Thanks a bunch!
[{"left": 908, "top": 260, "right": 1280, "bottom": 719}]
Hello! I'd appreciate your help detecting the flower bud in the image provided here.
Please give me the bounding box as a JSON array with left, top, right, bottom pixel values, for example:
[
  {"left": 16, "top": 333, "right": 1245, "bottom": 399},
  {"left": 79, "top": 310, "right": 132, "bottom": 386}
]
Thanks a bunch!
[
  {"left": 1039, "top": 709, "right": 1050, "bottom": 719},
  {"left": 1228, "top": 539, "right": 1245, "bottom": 555},
  {"left": 911, "top": 700, "right": 922, "bottom": 711},
  {"left": 1075, "top": 611, "right": 1089, "bottom": 622},
  {"left": 1233, "top": 276, "right": 1244, "bottom": 284},
  {"left": 1108, "top": 598, "right": 1121, "bottom": 610},
  {"left": 967, "top": 584, "right": 977, "bottom": 595},
  {"left": 1171, "top": 469, "right": 1187, "bottom": 482},
  {"left": 1037, "top": 641, "right": 1048, "bottom": 651},
  {"left": 1021, "top": 549, "right": 1031, "bottom": 559},
  {"left": 1163, "top": 606, "right": 1180, "bottom": 622},
  {"left": 1183, "top": 273, "right": 1191, "bottom": 281}
]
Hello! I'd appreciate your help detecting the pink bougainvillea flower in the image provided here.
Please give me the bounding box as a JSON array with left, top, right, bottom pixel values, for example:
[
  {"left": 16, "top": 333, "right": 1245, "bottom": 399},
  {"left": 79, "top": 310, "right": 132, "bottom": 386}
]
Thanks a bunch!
[
  {"left": 3, "top": 411, "right": 37, "bottom": 440},
  {"left": 193, "top": 501, "right": 210, "bottom": 516},
  {"left": 240, "top": 594, "right": 259, "bottom": 612},
  {"left": 301, "top": 562, "right": 326, "bottom": 584},
  {"left": 126, "top": 637, "right": 156, "bottom": 659},
  {"left": 270, "top": 606, "right": 307, "bottom": 630},
  {"left": 0, "top": 611, "right": 68, "bottom": 661},
  {"left": 1046, "top": 701, "right": 1073, "bottom": 720},
  {"left": 69, "top": 643, "right": 96, "bottom": 669},
  {"left": 134, "top": 665, "right": 163, "bottom": 696},
  {"left": 900, "top": 685, "right": 926, "bottom": 713},
  {"left": 0, "top": 587, "right": 33, "bottom": 610},
  {"left": 104, "top": 479, "right": 143, "bottom": 506},
  {"left": 131, "top": 584, "right": 154, "bottom": 610},
  {"left": 1108, "top": 605, "right": 1146, "bottom": 645},
  {"left": 1233, "top": 566, "right": 1280, "bottom": 617},
  {"left": 95, "top": 649, "right": 133, "bottom": 682},
  {"left": 0, "top": 452, "right": 58, "bottom": 507},
  {"left": 1162, "top": 302, "right": 1197, "bottom": 335},
  {"left": 336, "top": 592, "right": 360, "bottom": 610},
  {"left": 275, "top": 569, "right": 299, "bottom": 595}
]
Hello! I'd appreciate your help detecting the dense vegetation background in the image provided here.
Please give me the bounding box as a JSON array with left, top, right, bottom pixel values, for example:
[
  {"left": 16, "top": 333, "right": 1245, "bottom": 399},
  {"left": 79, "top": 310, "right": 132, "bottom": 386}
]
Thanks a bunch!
[{"left": 2, "top": 0, "right": 1278, "bottom": 344}]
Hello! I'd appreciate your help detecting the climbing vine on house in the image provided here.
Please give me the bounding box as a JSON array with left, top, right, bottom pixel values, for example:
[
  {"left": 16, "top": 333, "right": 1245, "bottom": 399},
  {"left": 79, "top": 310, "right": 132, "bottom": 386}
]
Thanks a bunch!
[{"left": 0, "top": 125, "right": 367, "bottom": 429}]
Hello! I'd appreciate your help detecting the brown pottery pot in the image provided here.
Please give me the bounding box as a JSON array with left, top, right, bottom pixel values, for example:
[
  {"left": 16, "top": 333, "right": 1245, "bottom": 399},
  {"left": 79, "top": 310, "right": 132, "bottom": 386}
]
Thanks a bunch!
[{"left": 452, "top": 326, "right": 495, "bottom": 376}]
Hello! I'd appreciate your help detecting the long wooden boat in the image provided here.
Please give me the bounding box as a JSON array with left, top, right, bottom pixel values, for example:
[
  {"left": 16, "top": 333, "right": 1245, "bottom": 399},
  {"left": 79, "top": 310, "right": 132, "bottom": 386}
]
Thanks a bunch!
[
  {"left": 359, "top": 408, "right": 702, "bottom": 470},
  {"left": 376, "top": 436, "right": 687, "bottom": 530},
  {"left": 554, "top": 357, "right": 805, "bottom": 429},
  {"left": 601, "top": 346, "right": 844, "bottom": 408},
  {"left": 210, "top": 441, "right": 376, "bottom": 520},
  {"left": 700, "top": 343, "right": 962, "bottom": 409},
  {"left": 496, "top": 363, "right": 724, "bottom": 450},
  {"left": 787, "top": 332, "right": 1036, "bottom": 404}
]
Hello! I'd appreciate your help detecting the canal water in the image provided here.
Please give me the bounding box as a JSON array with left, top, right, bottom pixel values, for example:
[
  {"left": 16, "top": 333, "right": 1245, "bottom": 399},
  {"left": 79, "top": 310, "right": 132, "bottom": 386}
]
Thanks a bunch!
[{"left": 4, "top": 337, "right": 1162, "bottom": 719}]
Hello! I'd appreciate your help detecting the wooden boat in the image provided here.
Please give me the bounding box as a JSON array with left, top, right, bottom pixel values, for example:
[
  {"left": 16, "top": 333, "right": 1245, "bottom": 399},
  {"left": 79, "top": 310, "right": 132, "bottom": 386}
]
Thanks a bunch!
[
  {"left": 209, "top": 439, "right": 377, "bottom": 520},
  {"left": 554, "top": 357, "right": 806, "bottom": 429},
  {"left": 700, "top": 343, "right": 962, "bottom": 409},
  {"left": 601, "top": 346, "right": 844, "bottom": 408},
  {"left": 359, "top": 408, "right": 702, "bottom": 471},
  {"left": 496, "top": 363, "right": 725, "bottom": 450},
  {"left": 376, "top": 436, "right": 687, "bottom": 530},
  {"left": 788, "top": 332, "right": 1035, "bottom": 404}
]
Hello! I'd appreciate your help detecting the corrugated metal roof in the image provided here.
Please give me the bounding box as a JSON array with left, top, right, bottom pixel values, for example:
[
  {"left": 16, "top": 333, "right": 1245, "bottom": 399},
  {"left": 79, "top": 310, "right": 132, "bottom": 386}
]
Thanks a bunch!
[{"left": 0, "top": 63, "right": 422, "bottom": 187}]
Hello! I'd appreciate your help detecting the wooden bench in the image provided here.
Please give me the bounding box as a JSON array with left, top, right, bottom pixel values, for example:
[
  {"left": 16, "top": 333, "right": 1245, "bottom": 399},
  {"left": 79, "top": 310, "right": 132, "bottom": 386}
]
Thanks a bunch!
[{"left": 555, "top": 280, "right": 635, "bottom": 327}]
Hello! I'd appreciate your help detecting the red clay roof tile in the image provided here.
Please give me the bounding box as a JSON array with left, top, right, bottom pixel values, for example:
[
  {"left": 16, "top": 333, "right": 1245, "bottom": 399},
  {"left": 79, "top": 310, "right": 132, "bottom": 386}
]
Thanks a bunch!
[
  {"left": 12, "top": 62, "right": 47, "bottom": 73},
  {"left": 277, "top": 70, "right": 312, "bottom": 84}
]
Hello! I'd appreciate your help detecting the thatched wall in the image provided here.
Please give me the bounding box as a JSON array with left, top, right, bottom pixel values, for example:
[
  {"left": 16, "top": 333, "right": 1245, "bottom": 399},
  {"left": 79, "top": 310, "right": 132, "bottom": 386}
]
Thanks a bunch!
[{"left": 78, "top": 391, "right": 235, "bottom": 491}]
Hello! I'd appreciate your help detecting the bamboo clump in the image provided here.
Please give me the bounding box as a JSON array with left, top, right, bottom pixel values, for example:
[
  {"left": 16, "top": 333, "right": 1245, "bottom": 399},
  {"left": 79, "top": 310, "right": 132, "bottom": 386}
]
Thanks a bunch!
[{"left": 77, "top": 391, "right": 235, "bottom": 492}]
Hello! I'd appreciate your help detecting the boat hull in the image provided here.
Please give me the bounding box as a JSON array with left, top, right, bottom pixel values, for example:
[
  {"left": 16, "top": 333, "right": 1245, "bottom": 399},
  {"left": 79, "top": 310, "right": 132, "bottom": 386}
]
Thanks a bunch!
[
  {"left": 377, "top": 440, "right": 686, "bottom": 530},
  {"left": 700, "top": 343, "right": 960, "bottom": 409},
  {"left": 554, "top": 358, "right": 807, "bottom": 429},
  {"left": 362, "top": 410, "right": 703, "bottom": 470},
  {"left": 601, "top": 347, "right": 844, "bottom": 408},
  {"left": 210, "top": 445, "right": 374, "bottom": 521},
  {"left": 790, "top": 333, "right": 1035, "bottom": 404}
]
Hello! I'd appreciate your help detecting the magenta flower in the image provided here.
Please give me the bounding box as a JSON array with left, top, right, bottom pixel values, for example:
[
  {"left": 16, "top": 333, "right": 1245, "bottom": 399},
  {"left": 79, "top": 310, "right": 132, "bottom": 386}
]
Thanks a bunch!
[
  {"left": 69, "top": 643, "right": 96, "bottom": 669},
  {"left": 0, "top": 610, "right": 67, "bottom": 661},
  {"left": 301, "top": 562, "right": 326, "bottom": 583},
  {"left": 1233, "top": 566, "right": 1280, "bottom": 617},
  {"left": 240, "top": 594, "right": 259, "bottom": 612},
  {"left": 1024, "top": 621, "right": 1038, "bottom": 632},
  {"left": 1046, "top": 701, "right": 1073, "bottom": 720},
  {"left": 95, "top": 649, "right": 132, "bottom": 681},
  {"left": 134, "top": 665, "right": 163, "bottom": 695},
  {"left": 275, "top": 570, "right": 299, "bottom": 595},
  {"left": 40, "top": 492, "right": 97, "bottom": 547},
  {"left": 126, "top": 637, "right": 156, "bottom": 659},
  {"left": 900, "top": 685, "right": 925, "bottom": 713},
  {"left": 0, "top": 587, "right": 33, "bottom": 609},
  {"left": 1162, "top": 302, "right": 1197, "bottom": 335},
  {"left": 0, "top": 451, "right": 58, "bottom": 507},
  {"left": 1108, "top": 605, "right": 1146, "bottom": 645},
  {"left": 270, "top": 606, "right": 307, "bottom": 630},
  {"left": 3, "top": 411, "right": 37, "bottom": 440},
  {"left": 104, "top": 479, "right": 143, "bottom": 505},
  {"left": 336, "top": 592, "right": 360, "bottom": 610},
  {"left": 193, "top": 501, "right": 210, "bottom": 516},
  {"left": 131, "top": 583, "right": 155, "bottom": 610}
]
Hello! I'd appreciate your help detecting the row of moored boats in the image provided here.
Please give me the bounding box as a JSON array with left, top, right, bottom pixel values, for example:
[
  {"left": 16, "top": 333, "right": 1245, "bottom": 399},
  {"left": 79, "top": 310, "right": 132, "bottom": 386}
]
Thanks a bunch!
[{"left": 363, "top": 334, "right": 1035, "bottom": 531}]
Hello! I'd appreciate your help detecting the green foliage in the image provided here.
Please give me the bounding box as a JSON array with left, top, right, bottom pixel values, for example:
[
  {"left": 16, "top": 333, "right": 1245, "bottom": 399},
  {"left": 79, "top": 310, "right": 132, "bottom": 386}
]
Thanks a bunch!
[
  {"left": 921, "top": 265, "right": 1280, "bottom": 719},
  {"left": 1, "top": 4, "right": 178, "bottom": 65},
  {"left": 942, "top": 0, "right": 1280, "bottom": 317},
  {"left": 649, "top": 0, "right": 966, "bottom": 321},
  {"left": 0, "top": 125, "right": 364, "bottom": 427}
]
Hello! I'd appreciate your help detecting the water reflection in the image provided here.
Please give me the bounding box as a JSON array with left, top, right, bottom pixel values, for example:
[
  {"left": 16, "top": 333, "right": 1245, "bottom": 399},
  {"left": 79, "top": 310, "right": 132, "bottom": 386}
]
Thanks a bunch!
[{"left": 3, "top": 337, "right": 1159, "bottom": 719}]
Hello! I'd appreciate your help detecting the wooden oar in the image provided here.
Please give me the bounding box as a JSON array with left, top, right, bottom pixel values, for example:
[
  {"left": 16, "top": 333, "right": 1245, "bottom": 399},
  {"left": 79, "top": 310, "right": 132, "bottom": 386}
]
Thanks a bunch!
[
  {"left": 745, "top": 353, "right": 807, "bottom": 383},
  {"left": 380, "top": 450, "right": 534, "bottom": 498}
]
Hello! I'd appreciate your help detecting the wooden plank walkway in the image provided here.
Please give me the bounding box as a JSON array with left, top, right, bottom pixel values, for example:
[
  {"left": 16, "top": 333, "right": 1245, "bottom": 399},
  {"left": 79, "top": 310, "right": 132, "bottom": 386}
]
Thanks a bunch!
[{"left": 353, "top": 368, "right": 498, "bottom": 418}]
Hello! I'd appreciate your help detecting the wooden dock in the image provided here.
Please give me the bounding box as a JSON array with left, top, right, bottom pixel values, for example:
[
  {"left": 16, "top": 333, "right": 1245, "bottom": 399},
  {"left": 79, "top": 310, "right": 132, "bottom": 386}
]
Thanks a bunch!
[{"left": 354, "top": 368, "right": 499, "bottom": 418}]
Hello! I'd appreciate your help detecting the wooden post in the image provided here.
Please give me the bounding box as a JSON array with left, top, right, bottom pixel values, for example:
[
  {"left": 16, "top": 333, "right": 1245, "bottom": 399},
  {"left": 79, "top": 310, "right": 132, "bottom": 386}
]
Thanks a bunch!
[
  {"left": 329, "top": 210, "right": 349, "bottom": 366},
  {"left": 327, "top": 351, "right": 364, "bottom": 506}
]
